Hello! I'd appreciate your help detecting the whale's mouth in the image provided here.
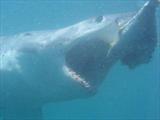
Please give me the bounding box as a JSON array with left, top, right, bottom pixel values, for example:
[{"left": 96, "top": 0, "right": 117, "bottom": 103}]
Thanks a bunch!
[{"left": 64, "top": 38, "right": 111, "bottom": 89}]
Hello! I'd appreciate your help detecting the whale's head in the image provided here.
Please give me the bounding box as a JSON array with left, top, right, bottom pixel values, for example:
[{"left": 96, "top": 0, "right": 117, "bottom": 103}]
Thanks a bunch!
[
  {"left": 62, "top": 14, "right": 136, "bottom": 92},
  {"left": 63, "top": 0, "right": 158, "bottom": 92}
]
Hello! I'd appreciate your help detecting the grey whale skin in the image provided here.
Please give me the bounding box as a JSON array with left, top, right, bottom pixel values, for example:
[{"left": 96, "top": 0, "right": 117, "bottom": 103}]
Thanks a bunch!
[{"left": 0, "top": 0, "right": 159, "bottom": 119}]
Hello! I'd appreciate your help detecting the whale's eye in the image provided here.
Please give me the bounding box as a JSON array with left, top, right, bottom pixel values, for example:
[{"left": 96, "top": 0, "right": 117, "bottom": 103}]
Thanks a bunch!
[{"left": 95, "top": 16, "right": 103, "bottom": 23}]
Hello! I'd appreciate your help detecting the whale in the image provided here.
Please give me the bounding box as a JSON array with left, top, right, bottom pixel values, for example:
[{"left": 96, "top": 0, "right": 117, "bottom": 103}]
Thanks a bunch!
[{"left": 0, "top": 0, "right": 159, "bottom": 119}]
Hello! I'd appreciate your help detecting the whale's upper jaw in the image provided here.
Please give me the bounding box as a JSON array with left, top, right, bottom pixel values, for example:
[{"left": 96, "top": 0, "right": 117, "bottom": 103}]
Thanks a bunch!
[{"left": 119, "top": 0, "right": 158, "bottom": 69}]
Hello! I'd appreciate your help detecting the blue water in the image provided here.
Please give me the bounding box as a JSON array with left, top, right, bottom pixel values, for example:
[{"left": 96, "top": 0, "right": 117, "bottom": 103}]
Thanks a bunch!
[{"left": 1, "top": 0, "right": 160, "bottom": 120}]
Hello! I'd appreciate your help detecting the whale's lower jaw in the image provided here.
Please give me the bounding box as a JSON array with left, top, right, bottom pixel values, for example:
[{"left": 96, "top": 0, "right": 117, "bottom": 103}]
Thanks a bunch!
[{"left": 63, "top": 65, "right": 91, "bottom": 88}]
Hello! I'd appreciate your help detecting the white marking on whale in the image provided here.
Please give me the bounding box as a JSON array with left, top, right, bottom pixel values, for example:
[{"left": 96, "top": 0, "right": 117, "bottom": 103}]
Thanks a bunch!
[{"left": 0, "top": 0, "right": 159, "bottom": 119}]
